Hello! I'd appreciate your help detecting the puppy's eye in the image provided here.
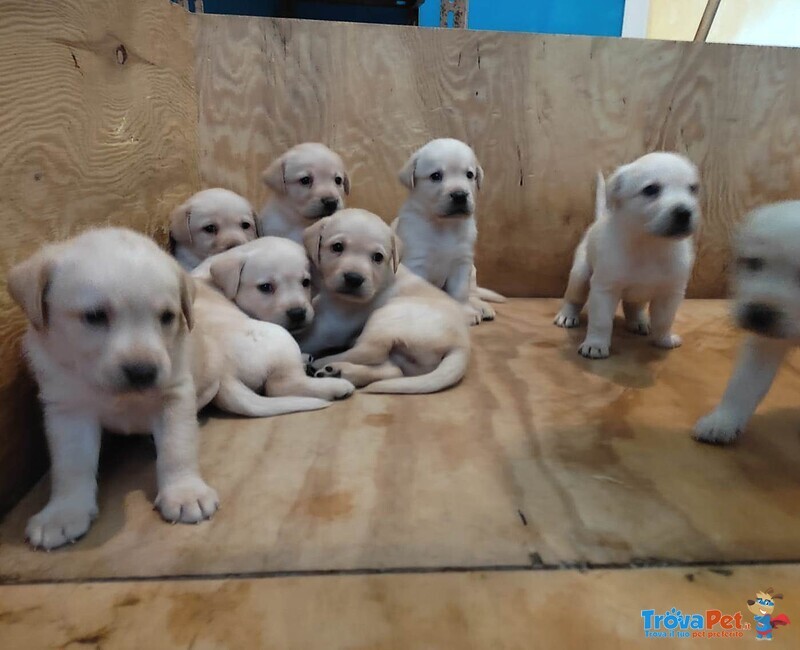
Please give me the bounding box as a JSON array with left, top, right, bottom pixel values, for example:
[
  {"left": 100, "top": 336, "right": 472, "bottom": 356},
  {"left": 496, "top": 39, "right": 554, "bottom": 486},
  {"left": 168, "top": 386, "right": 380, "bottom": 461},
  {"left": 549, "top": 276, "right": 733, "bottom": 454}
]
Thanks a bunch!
[
  {"left": 738, "top": 257, "right": 764, "bottom": 272},
  {"left": 257, "top": 282, "right": 275, "bottom": 294},
  {"left": 429, "top": 171, "right": 443, "bottom": 182},
  {"left": 83, "top": 309, "right": 109, "bottom": 327},
  {"left": 241, "top": 222, "right": 251, "bottom": 230},
  {"left": 302, "top": 278, "right": 311, "bottom": 288},
  {"left": 299, "top": 176, "right": 312, "bottom": 186},
  {"left": 689, "top": 183, "right": 700, "bottom": 195},
  {"left": 641, "top": 183, "right": 661, "bottom": 198},
  {"left": 202, "top": 224, "right": 218, "bottom": 234},
  {"left": 372, "top": 252, "right": 385, "bottom": 264},
  {"left": 334, "top": 176, "right": 343, "bottom": 186},
  {"left": 331, "top": 242, "right": 344, "bottom": 253},
  {"left": 160, "top": 310, "right": 176, "bottom": 326},
  {"left": 466, "top": 171, "right": 475, "bottom": 180}
]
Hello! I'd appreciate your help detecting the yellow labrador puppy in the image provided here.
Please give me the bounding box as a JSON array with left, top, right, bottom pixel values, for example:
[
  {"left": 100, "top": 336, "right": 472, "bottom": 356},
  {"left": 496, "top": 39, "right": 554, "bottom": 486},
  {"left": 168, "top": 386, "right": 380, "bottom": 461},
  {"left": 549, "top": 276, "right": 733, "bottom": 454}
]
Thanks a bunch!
[
  {"left": 257, "top": 143, "right": 350, "bottom": 243},
  {"left": 554, "top": 152, "right": 701, "bottom": 359},
  {"left": 169, "top": 188, "right": 259, "bottom": 270},
  {"left": 192, "top": 237, "right": 314, "bottom": 334},
  {"left": 695, "top": 202, "right": 800, "bottom": 444},
  {"left": 393, "top": 138, "right": 504, "bottom": 326},
  {"left": 8, "top": 228, "right": 218, "bottom": 550},
  {"left": 302, "top": 209, "right": 470, "bottom": 393}
]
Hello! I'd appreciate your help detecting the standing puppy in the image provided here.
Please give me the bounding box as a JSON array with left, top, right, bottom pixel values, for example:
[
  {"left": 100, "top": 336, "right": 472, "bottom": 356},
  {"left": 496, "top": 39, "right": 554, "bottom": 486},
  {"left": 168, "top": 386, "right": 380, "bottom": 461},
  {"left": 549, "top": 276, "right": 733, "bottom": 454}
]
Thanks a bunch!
[
  {"left": 554, "top": 152, "right": 701, "bottom": 358},
  {"left": 169, "top": 188, "right": 258, "bottom": 270},
  {"left": 8, "top": 228, "right": 218, "bottom": 550},
  {"left": 695, "top": 202, "right": 800, "bottom": 444},
  {"left": 393, "top": 138, "right": 503, "bottom": 325},
  {"left": 257, "top": 143, "right": 350, "bottom": 243}
]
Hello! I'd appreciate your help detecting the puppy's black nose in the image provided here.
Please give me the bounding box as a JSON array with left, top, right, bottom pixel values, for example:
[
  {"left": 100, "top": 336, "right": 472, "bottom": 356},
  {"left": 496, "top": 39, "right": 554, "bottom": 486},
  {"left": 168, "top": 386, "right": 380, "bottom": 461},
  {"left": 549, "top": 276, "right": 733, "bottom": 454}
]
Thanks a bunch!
[
  {"left": 321, "top": 197, "right": 339, "bottom": 215},
  {"left": 450, "top": 190, "right": 468, "bottom": 205},
  {"left": 343, "top": 272, "right": 364, "bottom": 288},
  {"left": 122, "top": 362, "right": 158, "bottom": 389},
  {"left": 672, "top": 206, "right": 692, "bottom": 228},
  {"left": 743, "top": 303, "right": 779, "bottom": 334},
  {"left": 286, "top": 307, "right": 307, "bottom": 324}
]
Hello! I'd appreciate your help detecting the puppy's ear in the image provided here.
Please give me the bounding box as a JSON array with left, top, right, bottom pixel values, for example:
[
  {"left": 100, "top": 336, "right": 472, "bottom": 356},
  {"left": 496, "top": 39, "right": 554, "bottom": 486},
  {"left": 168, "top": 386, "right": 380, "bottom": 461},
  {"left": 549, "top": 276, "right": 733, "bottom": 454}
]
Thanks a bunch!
[
  {"left": 209, "top": 254, "right": 245, "bottom": 300},
  {"left": 390, "top": 233, "right": 403, "bottom": 273},
  {"left": 8, "top": 246, "right": 58, "bottom": 330},
  {"left": 398, "top": 152, "right": 418, "bottom": 190},
  {"left": 606, "top": 166, "right": 626, "bottom": 210},
  {"left": 262, "top": 156, "right": 286, "bottom": 193},
  {"left": 179, "top": 271, "right": 195, "bottom": 331},
  {"left": 342, "top": 171, "right": 351, "bottom": 196},
  {"left": 302, "top": 217, "right": 330, "bottom": 266},
  {"left": 251, "top": 210, "right": 261, "bottom": 237},
  {"left": 476, "top": 164, "right": 484, "bottom": 191},
  {"left": 169, "top": 201, "right": 193, "bottom": 246}
]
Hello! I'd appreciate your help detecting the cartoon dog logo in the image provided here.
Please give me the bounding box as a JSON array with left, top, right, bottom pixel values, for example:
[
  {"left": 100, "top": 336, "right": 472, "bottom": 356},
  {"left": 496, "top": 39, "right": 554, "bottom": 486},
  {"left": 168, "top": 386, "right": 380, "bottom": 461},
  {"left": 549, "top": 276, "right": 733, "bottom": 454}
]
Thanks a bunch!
[{"left": 747, "top": 588, "right": 790, "bottom": 640}]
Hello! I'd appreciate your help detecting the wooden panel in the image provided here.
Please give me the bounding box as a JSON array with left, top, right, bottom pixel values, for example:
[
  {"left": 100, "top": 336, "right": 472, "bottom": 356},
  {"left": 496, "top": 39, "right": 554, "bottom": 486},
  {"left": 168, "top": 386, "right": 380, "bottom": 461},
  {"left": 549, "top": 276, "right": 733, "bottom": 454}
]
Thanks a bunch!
[
  {"left": 195, "top": 15, "right": 800, "bottom": 299},
  {"left": 0, "top": 0, "right": 199, "bottom": 512},
  {"left": 1, "top": 300, "right": 800, "bottom": 581},
  {"left": 2, "top": 565, "right": 799, "bottom": 648}
]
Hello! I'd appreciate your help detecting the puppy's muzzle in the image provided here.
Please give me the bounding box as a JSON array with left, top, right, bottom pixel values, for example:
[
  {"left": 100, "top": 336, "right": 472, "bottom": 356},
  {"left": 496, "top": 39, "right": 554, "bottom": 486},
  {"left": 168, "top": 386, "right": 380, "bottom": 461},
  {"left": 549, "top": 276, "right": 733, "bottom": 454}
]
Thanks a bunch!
[
  {"left": 286, "top": 307, "right": 308, "bottom": 330},
  {"left": 337, "top": 271, "right": 365, "bottom": 296},
  {"left": 320, "top": 197, "right": 339, "bottom": 216},
  {"left": 121, "top": 362, "right": 159, "bottom": 391},
  {"left": 445, "top": 190, "right": 472, "bottom": 216},
  {"left": 662, "top": 205, "right": 694, "bottom": 237},
  {"left": 740, "top": 302, "right": 782, "bottom": 337}
]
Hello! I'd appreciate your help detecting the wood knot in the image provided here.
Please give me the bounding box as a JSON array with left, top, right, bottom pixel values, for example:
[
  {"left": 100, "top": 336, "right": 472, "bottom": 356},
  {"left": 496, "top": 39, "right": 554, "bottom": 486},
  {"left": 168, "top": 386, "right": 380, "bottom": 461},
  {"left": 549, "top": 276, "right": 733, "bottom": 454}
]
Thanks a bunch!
[{"left": 115, "top": 44, "right": 128, "bottom": 65}]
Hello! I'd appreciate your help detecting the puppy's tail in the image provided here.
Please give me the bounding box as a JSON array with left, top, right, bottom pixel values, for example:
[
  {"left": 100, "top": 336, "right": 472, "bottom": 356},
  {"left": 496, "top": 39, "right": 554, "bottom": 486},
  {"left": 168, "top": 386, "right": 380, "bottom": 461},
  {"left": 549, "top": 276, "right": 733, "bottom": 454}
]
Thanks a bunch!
[
  {"left": 362, "top": 347, "right": 469, "bottom": 395},
  {"left": 474, "top": 286, "right": 506, "bottom": 303},
  {"left": 595, "top": 171, "right": 606, "bottom": 221},
  {"left": 215, "top": 377, "right": 330, "bottom": 417}
]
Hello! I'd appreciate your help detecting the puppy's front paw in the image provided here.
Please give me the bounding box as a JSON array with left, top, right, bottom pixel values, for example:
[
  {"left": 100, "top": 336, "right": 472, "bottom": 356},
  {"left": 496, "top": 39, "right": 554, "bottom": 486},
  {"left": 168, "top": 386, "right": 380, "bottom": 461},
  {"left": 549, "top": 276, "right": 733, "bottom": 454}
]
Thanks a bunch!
[
  {"left": 652, "top": 333, "right": 682, "bottom": 349},
  {"left": 26, "top": 498, "right": 98, "bottom": 550},
  {"left": 693, "top": 409, "right": 745, "bottom": 445},
  {"left": 471, "top": 298, "right": 496, "bottom": 321},
  {"left": 156, "top": 478, "right": 219, "bottom": 524},
  {"left": 554, "top": 310, "right": 580, "bottom": 329},
  {"left": 312, "top": 375, "right": 356, "bottom": 400},
  {"left": 578, "top": 340, "right": 610, "bottom": 359},
  {"left": 626, "top": 318, "right": 651, "bottom": 336}
]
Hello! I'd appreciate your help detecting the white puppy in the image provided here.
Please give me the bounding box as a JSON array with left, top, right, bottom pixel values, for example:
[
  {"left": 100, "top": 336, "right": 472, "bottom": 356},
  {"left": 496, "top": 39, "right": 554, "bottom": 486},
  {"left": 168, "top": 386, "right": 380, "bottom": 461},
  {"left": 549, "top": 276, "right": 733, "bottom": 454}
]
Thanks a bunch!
[
  {"left": 393, "top": 138, "right": 504, "bottom": 325},
  {"left": 554, "top": 152, "right": 701, "bottom": 359},
  {"left": 695, "top": 201, "right": 800, "bottom": 444},
  {"left": 8, "top": 228, "right": 218, "bottom": 550},
  {"left": 257, "top": 143, "right": 350, "bottom": 244},
  {"left": 169, "top": 188, "right": 258, "bottom": 270},
  {"left": 301, "top": 209, "right": 470, "bottom": 394}
]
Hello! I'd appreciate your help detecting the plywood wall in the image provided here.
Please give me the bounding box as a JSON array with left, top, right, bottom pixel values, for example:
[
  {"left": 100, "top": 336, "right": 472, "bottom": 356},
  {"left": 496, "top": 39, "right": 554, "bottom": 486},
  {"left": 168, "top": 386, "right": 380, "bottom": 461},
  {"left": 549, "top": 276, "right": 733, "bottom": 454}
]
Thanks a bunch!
[
  {"left": 195, "top": 15, "right": 800, "bottom": 299},
  {"left": 0, "top": 0, "right": 199, "bottom": 512}
]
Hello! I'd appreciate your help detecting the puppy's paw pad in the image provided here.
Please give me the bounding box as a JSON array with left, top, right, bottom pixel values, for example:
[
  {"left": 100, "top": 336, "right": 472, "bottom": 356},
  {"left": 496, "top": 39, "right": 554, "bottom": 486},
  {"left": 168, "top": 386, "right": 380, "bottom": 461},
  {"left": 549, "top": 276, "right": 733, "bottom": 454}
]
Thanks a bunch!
[
  {"left": 652, "top": 334, "right": 682, "bottom": 349},
  {"left": 314, "top": 365, "right": 342, "bottom": 379},
  {"left": 627, "top": 320, "right": 651, "bottom": 336},
  {"left": 578, "top": 342, "right": 610, "bottom": 359},
  {"left": 26, "top": 501, "right": 97, "bottom": 550},
  {"left": 325, "top": 377, "right": 356, "bottom": 400},
  {"left": 693, "top": 410, "right": 743, "bottom": 445},
  {"left": 554, "top": 312, "right": 580, "bottom": 328},
  {"left": 156, "top": 478, "right": 218, "bottom": 524}
]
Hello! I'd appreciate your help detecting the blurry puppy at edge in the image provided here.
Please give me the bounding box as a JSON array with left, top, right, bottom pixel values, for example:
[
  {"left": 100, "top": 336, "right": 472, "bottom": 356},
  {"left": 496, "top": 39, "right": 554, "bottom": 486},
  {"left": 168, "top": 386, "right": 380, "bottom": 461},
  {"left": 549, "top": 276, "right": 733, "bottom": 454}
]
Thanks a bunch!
[
  {"left": 695, "top": 201, "right": 800, "bottom": 444},
  {"left": 169, "top": 188, "right": 259, "bottom": 270},
  {"left": 8, "top": 228, "right": 217, "bottom": 550},
  {"left": 257, "top": 143, "right": 350, "bottom": 244}
]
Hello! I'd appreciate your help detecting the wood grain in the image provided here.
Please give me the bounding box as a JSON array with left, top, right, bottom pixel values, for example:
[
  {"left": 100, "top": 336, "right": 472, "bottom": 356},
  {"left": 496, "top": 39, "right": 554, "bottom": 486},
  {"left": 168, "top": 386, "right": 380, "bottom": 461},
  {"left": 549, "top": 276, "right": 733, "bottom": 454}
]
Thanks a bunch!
[
  {"left": 0, "top": 0, "right": 199, "bottom": 512},
  {"left": 1, "top": 300, "right": 799, "bottom": 581},
  {"left": 1, "top": 565, "right": 799, "bottom": 648},
  {"left": 195, "top": 15, "right": 800, "bottom": 299}
]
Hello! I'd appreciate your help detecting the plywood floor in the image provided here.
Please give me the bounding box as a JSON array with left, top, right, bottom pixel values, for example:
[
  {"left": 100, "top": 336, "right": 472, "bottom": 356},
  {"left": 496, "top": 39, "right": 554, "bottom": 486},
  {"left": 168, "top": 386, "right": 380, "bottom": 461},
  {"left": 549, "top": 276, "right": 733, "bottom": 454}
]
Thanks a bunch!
[{"left": 0, "top": 299, "right": 798, "bottom": 647}]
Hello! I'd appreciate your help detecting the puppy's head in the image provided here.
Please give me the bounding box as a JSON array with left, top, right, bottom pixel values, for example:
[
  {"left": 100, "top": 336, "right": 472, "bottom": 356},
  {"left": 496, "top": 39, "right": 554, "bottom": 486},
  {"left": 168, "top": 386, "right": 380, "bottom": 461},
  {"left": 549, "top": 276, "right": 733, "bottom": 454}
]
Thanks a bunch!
[
  {"left": 303, "top": 208, "right": 400, "bottom": 303},
  {"left": 170, "top": 188, "right": 258, "bottom": 261},
  {"left": 208, "top": 237, "right": 314, "bottom": 333},
  {"left": 731, "top": 201, "right": 800, "bottom": 340},
  {"left": 262, "top": 143, "right": 349, "bottom": 220},
  {"left": 9, "top": 228, "right": 194, "bottom": 395},
  {"left": 606, "top": 152, "right": 700, "bottom": 239},
  {"left": 399, "top": 138, "right": 483, "bottom": 219}
]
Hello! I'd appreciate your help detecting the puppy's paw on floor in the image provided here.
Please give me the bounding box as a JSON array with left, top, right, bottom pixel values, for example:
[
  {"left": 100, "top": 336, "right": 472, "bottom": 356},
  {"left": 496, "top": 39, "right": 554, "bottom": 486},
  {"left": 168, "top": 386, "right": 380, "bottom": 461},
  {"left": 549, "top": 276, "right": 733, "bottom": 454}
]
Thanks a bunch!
[
  {"left": 462, "top": 305, "right": 482, "bottom": 327},
  {"left": 471, "top": 298, "right": 496, "bottom": 321},
  {"left": 26, "top": 499, "right": 98, "bottom": 550},
  {"left": 156, "top": 478, "right": 219, "bottom": 524},
  {"left": 312, "top": 376, "right": 356, "bottom": 400},
  {"left": 578, "top": 340, "right": 610, "bottom": 359},
  {"left": 554, "top": 310, "right": 580, "bottom": 328},
  {"left": 314, "top": 364, "right": 342, "bottom": 379},
  {"left": 626, "top": 318, "right": 651, "bottom": 336},
  {"left": 652, "top": 333, "right": 682, "bottom": 349},
  {"left": 693, "top": 410, "right": 743, "bottom": 445}
]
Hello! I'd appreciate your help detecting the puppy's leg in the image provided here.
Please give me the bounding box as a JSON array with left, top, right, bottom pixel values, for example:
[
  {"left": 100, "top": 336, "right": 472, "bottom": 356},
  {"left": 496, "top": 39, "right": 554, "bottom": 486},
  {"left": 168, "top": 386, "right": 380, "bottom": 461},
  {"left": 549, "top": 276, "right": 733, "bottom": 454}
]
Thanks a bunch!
[
  {"left": 268, "top": 364, "right": 355, "bottom": 401},
  {"left": 578, "top": 286, "right": 619, "bottom": 359},
  {"left": 26, "top": 409, "right": 101, "bottom": 550},
  {"left": 623, "top": 301, "right": 650, "bottom": 335},
  {"left": 153, "top": 382, "right": 219, "bottom": 524},
  {"left": 555, "top": 248, "right": 590, "bottom": 328},
  {"left": 312, "top": 336, "right": 392, "bottom": 369},
  {"left": 649, "top": 292, "right": 684, "bottom": 349},
  {"left": 316, "top": 360, "right": 403, "bottom": 387},
  {"left": 447, "top": 261, "right": 482, "bottom": 326},
  {"left": 694, "top": 336, "right": 787, "bottom": 444}
]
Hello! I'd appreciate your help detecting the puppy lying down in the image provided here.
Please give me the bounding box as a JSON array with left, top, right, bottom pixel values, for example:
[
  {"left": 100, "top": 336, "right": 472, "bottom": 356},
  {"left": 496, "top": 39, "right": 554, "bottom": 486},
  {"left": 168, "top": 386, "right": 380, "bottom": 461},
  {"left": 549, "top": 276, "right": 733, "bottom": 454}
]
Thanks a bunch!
[
  {"left": 554, "top": 152, "right": 701, "bottom": 359},
  {"left": 695, "top": 201, "right": 800, "bottom": 444},
  {"left": 300, "top": 208, "right": 470, "bottom": 394},
  {"left": 169, "top": 188, "right": 258, "bottom": 270}
]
